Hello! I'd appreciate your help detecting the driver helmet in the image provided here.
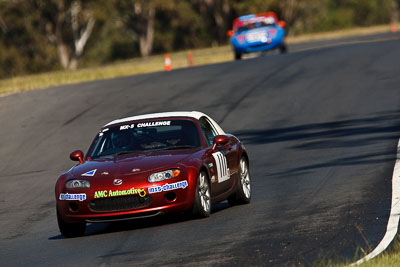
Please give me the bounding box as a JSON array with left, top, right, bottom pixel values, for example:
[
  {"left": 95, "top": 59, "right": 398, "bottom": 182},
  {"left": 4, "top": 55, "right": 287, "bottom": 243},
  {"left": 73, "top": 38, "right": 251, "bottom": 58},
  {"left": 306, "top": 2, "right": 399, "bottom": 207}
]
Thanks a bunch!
[{"left": 112, "top": 131, "right": 132, "bottom": 149}]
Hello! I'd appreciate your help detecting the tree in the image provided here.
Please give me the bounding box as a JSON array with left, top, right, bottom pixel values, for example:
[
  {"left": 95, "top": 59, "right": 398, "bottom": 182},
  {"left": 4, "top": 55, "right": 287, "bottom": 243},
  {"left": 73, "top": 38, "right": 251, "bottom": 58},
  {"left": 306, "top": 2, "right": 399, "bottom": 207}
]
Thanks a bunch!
[
  {"left": 0, "top": 0, "right": 58, "bottom": 78},
  {"left": 135, "top": 1, "right": 156, "bottom": 57},
  {"left": 117, "top": 0, "right": 157, "bottom": 57},
  {"left": 0, "top": 14, "right": 7, "bottom": 33},
  {"left": 191, "top": 0, "right": 233, "bottom": 44},
  {"left": 392, "top": 0, "right": 399, "bottom": 25},
  {"left": 44, "top": 0, "right": 96, "bottom": 70}
]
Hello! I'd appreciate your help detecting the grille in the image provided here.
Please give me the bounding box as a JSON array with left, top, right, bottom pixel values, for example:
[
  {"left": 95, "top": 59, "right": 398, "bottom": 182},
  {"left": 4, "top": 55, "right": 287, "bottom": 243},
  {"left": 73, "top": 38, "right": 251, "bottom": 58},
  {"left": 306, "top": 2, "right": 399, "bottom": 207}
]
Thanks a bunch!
[
  {"left": 89, "top": 195, "right": 151, "bottom": 212},
  {"left": 250, "top": 43, "right": 270, "bottom": 48}
]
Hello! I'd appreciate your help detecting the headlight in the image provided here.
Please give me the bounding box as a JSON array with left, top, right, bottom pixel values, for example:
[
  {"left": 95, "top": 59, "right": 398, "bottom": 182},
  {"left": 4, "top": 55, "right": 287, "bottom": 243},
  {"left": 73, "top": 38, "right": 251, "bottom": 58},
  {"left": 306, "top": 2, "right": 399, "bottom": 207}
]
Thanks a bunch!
[
  {"left": 66, "top": 179, "right": 90, "bottom": 189},
  {"left": 148, "top": 169, "right": 180, "bottom": 182}
]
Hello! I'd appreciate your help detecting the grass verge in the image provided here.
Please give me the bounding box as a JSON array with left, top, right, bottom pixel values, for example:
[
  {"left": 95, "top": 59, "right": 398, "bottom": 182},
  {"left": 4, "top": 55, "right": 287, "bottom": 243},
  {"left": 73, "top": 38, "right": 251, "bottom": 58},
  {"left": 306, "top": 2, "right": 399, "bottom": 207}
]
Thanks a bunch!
[
  {"left": 321, "top": 236, "right": 400, "bottom": 267},
  {"left": 0, "top": 24, "right": 397, "bottom": 96},
  {"left": 0, "top": 46, "right": 233, "bottom": 96}
]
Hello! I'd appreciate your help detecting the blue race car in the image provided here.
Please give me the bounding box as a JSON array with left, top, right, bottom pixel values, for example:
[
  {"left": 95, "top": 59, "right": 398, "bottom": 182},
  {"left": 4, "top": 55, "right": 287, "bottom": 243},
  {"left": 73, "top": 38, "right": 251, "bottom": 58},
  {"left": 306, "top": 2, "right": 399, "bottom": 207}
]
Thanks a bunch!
[{"left": 227, "top": 12, "right": 287, "bottom": 60}]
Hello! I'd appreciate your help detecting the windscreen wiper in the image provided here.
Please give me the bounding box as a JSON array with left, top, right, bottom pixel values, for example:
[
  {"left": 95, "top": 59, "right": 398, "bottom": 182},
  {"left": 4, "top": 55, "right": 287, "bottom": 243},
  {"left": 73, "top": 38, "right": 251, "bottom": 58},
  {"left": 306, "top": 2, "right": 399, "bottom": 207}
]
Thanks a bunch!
[
  {"left": 96, "top": 151, "right": 139, "bottom": 158},
  {"left": 115, "top": 150, "right": 141, "bottom": 156},
  {"left": 165, "top": 145, "right": 197, "bottom": 150}
]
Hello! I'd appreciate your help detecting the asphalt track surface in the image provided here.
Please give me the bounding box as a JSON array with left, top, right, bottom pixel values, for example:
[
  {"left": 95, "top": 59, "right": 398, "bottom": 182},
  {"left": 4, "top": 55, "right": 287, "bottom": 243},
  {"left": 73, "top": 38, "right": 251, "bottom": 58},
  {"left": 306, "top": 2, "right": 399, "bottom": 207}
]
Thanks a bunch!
[{"left": 1, "top": 32, "right": 400, "bottom": 266}]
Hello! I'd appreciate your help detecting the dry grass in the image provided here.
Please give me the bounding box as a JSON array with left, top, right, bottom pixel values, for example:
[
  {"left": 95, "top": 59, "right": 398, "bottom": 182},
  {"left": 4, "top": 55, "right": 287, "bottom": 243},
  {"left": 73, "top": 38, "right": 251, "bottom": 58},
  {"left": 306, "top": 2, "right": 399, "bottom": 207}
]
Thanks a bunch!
[
  {"left": 0, "top": 23, "right": 397, "bottom": 96},
  {"left": 0, "top": 47, "right": 233, "bottom": 96},
  {"left": 322, "top": 236, "right": 400, "bottom": 267},
  {"left": 286, "top": 24, "right": 395, "bottom": 44},
  {"left": 357, "top": 252, "right": 400, "bottom": 267},
  {"left": 343, "top": 244, "right": 400, "bottom": 267}
]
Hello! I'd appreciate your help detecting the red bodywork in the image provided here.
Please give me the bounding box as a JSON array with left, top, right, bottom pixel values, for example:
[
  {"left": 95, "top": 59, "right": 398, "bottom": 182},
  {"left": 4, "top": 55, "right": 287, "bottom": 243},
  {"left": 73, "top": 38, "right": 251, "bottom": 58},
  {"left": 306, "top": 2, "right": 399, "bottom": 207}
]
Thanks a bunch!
[{"left": 55, "top": 115, "right": 248, "bottom": 223}]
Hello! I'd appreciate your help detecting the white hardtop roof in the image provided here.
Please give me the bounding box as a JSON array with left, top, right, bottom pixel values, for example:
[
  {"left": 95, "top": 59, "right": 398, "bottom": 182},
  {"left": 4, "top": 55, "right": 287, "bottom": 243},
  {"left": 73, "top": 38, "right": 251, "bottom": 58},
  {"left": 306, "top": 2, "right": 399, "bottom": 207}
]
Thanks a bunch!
[{"left": 104, "top": 111, "right": 225, "bottom": 134}]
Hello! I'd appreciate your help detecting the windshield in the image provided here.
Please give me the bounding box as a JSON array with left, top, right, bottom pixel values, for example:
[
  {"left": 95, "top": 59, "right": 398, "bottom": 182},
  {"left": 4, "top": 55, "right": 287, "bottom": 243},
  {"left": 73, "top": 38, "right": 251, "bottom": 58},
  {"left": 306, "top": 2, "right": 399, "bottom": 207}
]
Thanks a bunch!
[
  {"left": 237, "top": 17, "right": 276, "bottom": 33},
  {"left": 87, "top": 119, "right": 201, "bottom": 159}
]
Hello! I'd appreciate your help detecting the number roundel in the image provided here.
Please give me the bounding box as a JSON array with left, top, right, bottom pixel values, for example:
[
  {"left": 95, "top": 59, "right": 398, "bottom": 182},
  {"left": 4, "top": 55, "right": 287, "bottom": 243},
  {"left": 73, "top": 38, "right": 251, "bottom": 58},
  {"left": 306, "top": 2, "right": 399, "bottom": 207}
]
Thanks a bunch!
[{"left": 212, "top": 152, "right": 230, "bottom": 183}]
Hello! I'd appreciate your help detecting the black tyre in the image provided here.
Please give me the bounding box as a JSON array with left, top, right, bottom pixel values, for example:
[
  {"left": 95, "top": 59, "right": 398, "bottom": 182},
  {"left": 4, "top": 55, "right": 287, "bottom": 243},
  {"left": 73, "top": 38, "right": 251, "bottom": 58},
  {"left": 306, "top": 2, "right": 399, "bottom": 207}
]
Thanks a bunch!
[
  {"left": 192, "top": 171, "right": 211, "bottom": 218},
  {"left": 228, "top": 157, "right": 251, "bottom": 205},
  {"left": 57, "top": 209, "right": 86, "bottom": 238},
  {"left": 235, "top": 51, "right": 242, "bottom": 60},
  {"left": 279, "top": 43, "right": 287, "bottom": 54}
]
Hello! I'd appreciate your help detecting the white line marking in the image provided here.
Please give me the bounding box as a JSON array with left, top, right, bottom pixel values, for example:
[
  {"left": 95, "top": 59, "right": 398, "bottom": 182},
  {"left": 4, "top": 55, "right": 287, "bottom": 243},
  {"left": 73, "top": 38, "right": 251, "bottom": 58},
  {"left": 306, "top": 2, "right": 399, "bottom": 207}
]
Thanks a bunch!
[
  {"left": 351, "top": 138, "right": 400, "bottom": 265},
  {"left": 293, "top": 37, "right": 395, "bottom": 54}
]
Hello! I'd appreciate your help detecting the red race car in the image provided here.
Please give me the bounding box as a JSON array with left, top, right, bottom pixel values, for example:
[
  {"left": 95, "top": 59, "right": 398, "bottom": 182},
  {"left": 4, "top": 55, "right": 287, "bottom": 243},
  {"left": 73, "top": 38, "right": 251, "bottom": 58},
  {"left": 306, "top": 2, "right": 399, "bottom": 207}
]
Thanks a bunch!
[{"left": 55, "top": 111, "right": 251, "bottom": 237}]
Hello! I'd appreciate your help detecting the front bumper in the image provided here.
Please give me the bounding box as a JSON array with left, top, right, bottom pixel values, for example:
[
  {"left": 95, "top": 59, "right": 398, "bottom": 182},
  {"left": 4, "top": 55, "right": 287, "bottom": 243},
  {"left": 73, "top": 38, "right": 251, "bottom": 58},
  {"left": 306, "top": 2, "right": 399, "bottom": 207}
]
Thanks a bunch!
[
  {"left": 234, "top": 38, "right": 284, "bottom": 54},
  {"left": 56, "top": 178, "right": 195, "bottom": 223}
]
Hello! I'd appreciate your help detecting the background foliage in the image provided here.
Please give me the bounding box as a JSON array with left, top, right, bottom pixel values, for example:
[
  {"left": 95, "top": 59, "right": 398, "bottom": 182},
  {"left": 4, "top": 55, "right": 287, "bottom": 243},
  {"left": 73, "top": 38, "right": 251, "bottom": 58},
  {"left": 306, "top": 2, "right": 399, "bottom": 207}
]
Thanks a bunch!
[{"left": 0, "top": 0, "right": 398, "bottom": 79}]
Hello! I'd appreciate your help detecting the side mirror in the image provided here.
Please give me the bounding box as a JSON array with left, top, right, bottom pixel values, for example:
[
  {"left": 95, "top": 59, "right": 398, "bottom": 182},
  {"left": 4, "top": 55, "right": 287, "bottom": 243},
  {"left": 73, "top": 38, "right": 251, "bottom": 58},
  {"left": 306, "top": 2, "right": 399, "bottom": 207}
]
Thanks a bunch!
[
  {"left": 278, "top": 21, "right": 286, "bottom": 28},
  {"left": 70, "top": 150, "right": 85, "bottom": 164},
  {"left": 226, "top": 30, "right": 234, "bottom": 37},
  {"left": 211, "top": 135, "right": 229, "bottom": 151}
]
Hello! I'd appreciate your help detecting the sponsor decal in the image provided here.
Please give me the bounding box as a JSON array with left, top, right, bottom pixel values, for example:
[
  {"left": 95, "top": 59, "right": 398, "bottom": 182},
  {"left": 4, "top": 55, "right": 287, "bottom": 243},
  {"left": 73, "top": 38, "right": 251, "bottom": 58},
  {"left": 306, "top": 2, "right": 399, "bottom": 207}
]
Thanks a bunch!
[
  {"left": 81, "top": 169, "right": 97, "bottom": 177},
  {"left": 120, "top": 124, "right": 135, "bottom": 130},
  {"left": 131, "top": 168, "right": 141, "bottom": 172},
  {"left": 246, "top": 30, "right": 268, "bottom": 43},
  {"left": 212, "top": 152, "right": 230, "bottom": 183},
  {"left": 137, "top": 121, "right": 170, "bottom": 128},
  {"left": 148, "top": 180, "right": 188, "bottom": 194},
  {"left": 101, "top": 171, "right": 109, "bottom": 175},
  {"left": 94, "top": 187, "right": 146, "bottom": 198},
  {"left": 113, "top": 179, "right": 123, "bottom": 186},
  {"left": 208, "top": 163, "right": 214, "bottom": 168},
  {"left": 59, "top": 193, "right": 86, "bottom": 201},
  {"left": 268, "top": 29, "right": 277, "bottom": 38},
  {"left": 119, "top": 121, "right": 171, "bottom": 130}
]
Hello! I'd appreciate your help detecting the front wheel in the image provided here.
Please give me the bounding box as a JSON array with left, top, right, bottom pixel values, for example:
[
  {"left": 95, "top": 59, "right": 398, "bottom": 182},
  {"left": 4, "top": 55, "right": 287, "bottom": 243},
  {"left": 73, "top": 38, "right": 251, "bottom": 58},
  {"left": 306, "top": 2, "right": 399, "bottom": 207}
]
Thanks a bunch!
[
  {"left": 228, "top": 157, "right": 251, "bottom": 205},
  {"left": 192, "top": 171, "right": 211, "bottom": 218},
  {"left": 57, "top": 209, "right": 86, "bottom": 238},
  {"left": 279, "top": 43, "right": 287, "bottom": 54},
  {"left": 234, "top": 51, "right": 242, "bottom": 60}
]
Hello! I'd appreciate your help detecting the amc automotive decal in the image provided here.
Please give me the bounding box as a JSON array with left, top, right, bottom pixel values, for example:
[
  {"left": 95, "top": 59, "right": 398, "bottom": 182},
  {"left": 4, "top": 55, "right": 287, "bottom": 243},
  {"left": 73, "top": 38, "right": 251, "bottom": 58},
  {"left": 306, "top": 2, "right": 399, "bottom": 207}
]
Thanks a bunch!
[{"left": 94, "top": 187, "right": 146, "bottom": 198}]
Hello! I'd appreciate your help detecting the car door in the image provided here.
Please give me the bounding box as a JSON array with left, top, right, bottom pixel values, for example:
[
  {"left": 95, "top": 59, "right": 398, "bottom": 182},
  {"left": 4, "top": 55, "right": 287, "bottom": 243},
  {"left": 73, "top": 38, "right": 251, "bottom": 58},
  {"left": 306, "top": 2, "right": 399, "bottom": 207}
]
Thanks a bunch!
[{"left": 199, "top": 117, "right": 235, "bottom": 196}]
